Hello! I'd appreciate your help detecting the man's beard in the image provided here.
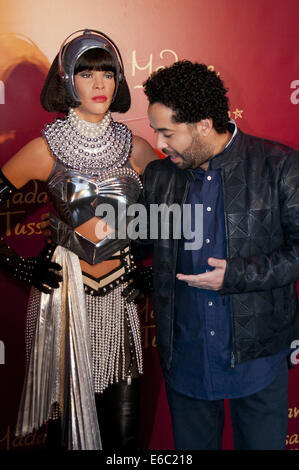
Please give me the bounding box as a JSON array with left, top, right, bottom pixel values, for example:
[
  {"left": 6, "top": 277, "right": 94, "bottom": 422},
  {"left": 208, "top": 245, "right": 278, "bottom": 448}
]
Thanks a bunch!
[{"left": 163, "top": 134, "right": 213, "bottom": 170}]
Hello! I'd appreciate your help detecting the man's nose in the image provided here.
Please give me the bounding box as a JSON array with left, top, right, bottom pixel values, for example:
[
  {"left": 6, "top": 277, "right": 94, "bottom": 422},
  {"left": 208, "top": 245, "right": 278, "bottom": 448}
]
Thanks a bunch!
[{"left": 156, "top": 133, "right": 167, "bottom": 150}]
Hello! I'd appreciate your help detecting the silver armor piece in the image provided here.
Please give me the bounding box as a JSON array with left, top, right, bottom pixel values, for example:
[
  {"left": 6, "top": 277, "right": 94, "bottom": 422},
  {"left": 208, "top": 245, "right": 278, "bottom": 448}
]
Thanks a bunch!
[
  {"left": 48, "top": 167, "right": 142, "bottom": 265},
  {"left": 58, "top": 29, "right": 122, "bottom": 102}
]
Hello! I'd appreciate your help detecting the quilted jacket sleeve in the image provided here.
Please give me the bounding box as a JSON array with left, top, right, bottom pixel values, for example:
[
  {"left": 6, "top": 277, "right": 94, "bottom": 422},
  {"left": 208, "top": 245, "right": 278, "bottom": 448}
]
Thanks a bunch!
[{"left": 220, "top": 150, "right": 299, "bottom": 294}]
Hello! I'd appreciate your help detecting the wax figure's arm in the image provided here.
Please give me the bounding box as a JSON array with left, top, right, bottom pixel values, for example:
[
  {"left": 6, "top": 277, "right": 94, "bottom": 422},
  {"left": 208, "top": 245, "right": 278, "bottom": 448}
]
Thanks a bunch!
[
  {"left": 179, "top": 151, "right": 299, "bottom": 293},
  {"left": 0, "top": 138, "right": 62, "bottom": 293}
]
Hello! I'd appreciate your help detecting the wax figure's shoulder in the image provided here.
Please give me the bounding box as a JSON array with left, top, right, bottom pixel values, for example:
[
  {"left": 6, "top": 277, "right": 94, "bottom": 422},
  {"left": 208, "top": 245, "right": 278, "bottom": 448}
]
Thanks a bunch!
[
  {"left": 2, "top": 136, "right": 54, "bottom": 188},
  {"left": 130, "top": 135, "right": 158, "bottom": 175}
]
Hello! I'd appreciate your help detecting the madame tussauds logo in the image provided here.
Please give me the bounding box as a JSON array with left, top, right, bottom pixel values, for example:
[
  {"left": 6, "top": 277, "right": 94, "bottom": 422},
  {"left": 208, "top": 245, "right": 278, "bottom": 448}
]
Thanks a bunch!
[{"left": 0, "top": 341, "right": 4, "bottom": 365}]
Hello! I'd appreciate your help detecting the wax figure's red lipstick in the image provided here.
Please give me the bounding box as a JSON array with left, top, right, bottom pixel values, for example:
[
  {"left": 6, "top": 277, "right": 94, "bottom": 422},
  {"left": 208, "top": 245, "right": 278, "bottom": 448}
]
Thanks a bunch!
[{"left": 92, "top": 95, "right": 107, "bottom": 102}]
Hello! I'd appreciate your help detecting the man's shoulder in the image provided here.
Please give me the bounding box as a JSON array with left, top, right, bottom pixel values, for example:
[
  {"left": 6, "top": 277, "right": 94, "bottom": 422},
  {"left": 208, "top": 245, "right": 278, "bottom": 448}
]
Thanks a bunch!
[
  {"left": 235, "top": 130, "right": 299, "bottom": 183},
  {"left": 238, "top": 128, "right": 298, "bottom": 159}
]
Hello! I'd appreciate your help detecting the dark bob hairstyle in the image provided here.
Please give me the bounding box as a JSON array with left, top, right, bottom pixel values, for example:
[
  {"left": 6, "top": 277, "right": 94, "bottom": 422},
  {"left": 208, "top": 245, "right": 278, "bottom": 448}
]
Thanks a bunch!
[{"left": 40, "top": 48, "right": 131, "bottom": 114}]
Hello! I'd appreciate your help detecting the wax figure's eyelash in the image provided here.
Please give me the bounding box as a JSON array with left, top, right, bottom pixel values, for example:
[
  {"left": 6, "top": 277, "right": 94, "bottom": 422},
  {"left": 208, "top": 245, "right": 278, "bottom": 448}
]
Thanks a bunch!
[{"left": 78, "top": 71, "right": 114, "bottom": 78}]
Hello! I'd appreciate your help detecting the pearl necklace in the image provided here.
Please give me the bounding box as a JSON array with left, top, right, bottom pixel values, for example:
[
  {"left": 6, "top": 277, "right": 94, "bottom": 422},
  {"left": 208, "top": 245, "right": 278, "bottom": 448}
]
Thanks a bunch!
[
  {"left": 68, "top": 108, "right": 111, "bottom": 139},
  {"left": 43, "top": 111, "right": 132, "bottom": 176}
]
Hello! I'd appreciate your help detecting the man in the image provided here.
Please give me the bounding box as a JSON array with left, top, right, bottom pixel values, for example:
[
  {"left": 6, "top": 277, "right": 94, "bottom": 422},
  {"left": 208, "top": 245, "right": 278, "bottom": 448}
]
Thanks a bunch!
[{"left": 140, "top": 61, "right": 299, "bottom": 450}]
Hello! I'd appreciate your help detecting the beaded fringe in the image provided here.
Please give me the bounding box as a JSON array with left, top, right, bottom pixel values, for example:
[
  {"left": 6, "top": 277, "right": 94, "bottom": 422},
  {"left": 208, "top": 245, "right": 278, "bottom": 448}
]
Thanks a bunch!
[
  {"left": 85, "top": 284, "right": 143, "bottom": 393},
  {"left": 26, "top": 287, "right": 40, "bottom": 364},
  {"left": 26, "top": 283, "right": 143, "bottom": 394}
]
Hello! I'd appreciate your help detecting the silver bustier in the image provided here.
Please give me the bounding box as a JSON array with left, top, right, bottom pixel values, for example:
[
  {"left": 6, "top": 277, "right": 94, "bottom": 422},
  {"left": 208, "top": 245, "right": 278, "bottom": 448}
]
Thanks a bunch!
[{"left": 47, "top": 166, "right": 141, "bottom": 265}]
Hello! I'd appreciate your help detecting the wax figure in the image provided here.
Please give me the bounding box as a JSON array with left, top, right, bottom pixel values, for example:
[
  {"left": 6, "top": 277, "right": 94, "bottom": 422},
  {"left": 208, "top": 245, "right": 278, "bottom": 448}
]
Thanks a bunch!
[
  {"left": 140, "top": 61, "right": 299, "bottom": 450},
  {"left": 0, "top": 29, "right": 156, "bottom": 450}
]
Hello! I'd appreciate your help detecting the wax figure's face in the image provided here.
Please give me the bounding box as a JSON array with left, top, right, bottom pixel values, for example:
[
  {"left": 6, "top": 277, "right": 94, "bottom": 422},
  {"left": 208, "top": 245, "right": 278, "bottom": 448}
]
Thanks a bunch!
[
  {"left": 148, "top": 102, "right": 213, "bottom": 170},
  {"left": 74, "top": 69, "right": 115, "bottom": 122}
]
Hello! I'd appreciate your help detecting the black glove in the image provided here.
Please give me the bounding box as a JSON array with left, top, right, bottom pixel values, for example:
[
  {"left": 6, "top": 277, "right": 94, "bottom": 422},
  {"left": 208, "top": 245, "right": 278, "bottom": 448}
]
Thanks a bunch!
[
  {"left": 121, "top": 266, "right": 153, "bottom": 303},
  {"left": 0, "top": 239, "right": 62, "bottom": 294}
]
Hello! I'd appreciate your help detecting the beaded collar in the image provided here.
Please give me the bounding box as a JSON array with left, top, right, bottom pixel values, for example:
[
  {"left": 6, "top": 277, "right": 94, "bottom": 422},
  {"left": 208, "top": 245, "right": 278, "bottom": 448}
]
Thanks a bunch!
[{"left": 43, "top": 109, "right": 132, "bottom": 176}]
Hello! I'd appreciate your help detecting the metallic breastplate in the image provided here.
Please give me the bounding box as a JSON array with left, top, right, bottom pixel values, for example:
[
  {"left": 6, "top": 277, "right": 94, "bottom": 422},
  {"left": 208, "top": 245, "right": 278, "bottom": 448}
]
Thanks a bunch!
[{"left": 48, "top": 167, "right": 142, "bottom": 265}]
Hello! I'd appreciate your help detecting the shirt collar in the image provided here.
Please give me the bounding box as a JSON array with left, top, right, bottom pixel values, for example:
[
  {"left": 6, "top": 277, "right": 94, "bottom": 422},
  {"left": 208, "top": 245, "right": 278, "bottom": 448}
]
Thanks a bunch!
[{"left": 214, "top": 119, "right": 237, "bottom": 158}]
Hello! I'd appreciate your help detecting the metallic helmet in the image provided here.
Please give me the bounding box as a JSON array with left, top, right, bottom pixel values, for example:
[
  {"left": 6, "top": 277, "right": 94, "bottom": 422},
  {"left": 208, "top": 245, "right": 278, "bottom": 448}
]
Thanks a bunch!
[{"left": 58, "top": 29, "right": 124, "bottom": 102}]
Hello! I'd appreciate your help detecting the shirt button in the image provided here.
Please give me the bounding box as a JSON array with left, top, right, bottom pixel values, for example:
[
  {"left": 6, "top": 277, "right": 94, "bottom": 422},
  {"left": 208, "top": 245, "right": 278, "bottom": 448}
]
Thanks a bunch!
[
  {"left": 207, "top": 207, "right": 212, "bottom": 212},
  {"left": 205, "top": 238, "right": 210, "bottom": 244},
  {"left": 208, "top": 301, "right": 213, "bottom": 306},
  {"left": 207, "top": 176, "right": 212, "bottom": 181},
  {"left": 210, "top": 331, "right": 215, "bottom": 336}
]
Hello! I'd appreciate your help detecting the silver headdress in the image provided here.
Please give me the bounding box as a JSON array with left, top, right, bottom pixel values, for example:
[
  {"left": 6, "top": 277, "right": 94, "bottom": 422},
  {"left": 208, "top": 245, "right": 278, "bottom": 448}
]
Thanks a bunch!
[{"left": 58, "top": 29, "right": 125, "bottom": 102}]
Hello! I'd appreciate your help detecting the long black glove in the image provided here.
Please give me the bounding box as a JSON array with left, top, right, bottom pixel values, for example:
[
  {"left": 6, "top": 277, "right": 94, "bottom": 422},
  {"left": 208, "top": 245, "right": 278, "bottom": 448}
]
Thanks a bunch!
[
  {"left": 0, "top": 239, "right": 62, "bottom": 294},
  {"left": 121, "top": 265, "right": 153, "bottom": 303}
]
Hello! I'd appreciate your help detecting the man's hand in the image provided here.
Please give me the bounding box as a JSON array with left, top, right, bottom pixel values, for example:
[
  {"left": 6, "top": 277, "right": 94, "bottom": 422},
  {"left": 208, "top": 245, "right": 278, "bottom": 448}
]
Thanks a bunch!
[{"left": 176, "top": 257, "right": 227, "bottom": 291}]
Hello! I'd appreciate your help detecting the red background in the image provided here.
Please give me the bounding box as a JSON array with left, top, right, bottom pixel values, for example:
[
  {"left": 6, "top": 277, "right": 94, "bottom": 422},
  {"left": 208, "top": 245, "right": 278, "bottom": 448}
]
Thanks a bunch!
[{"left": 0, "top": 0, "right": 298, "bottom": 450}]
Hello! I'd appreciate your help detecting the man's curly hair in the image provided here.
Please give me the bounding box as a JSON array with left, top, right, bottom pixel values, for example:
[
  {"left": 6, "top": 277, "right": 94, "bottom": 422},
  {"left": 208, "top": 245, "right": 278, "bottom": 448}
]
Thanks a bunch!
[{"left": 143, "top": 61, "right": 229, "bottom": 133}]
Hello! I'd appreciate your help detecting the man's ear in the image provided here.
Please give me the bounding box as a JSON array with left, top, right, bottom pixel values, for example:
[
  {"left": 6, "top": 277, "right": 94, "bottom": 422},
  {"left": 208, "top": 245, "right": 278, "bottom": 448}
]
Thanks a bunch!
[{"left": 196, "top": 118, "right": 213, "bottom": 136}]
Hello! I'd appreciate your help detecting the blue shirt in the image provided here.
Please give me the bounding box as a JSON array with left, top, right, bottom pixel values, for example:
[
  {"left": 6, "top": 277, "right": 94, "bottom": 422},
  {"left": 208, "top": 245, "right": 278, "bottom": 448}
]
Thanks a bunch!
[{"left": 165, "top": 123, "right": 288, "bottom": 400}]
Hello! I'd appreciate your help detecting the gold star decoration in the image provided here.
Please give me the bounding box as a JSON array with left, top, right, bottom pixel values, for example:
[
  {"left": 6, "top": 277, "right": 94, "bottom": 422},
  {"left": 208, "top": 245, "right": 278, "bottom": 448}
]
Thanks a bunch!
[{"left": 232, "top": 108, "right": 243, "bottom": 120}]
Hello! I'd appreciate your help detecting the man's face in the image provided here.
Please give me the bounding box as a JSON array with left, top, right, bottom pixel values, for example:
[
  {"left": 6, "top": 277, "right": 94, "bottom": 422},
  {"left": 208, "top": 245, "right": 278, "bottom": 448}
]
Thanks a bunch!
[{"left": 148, "top": 102, "right": 213, "bottom": 170}]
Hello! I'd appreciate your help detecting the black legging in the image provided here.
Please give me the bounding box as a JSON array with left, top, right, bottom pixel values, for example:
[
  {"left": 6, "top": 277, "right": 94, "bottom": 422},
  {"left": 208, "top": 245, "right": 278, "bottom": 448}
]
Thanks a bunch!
[
  {"left": 46, "top": 378, "right": 140, "bottom": 450},
  {"left": 95, "top": 378, "right": 140, "bottom": 450}
]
